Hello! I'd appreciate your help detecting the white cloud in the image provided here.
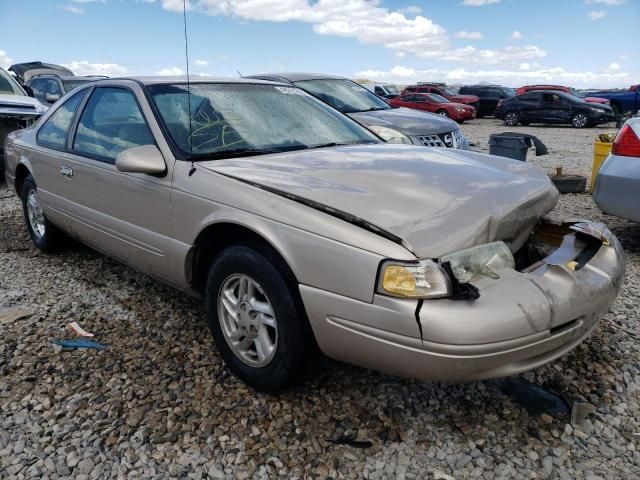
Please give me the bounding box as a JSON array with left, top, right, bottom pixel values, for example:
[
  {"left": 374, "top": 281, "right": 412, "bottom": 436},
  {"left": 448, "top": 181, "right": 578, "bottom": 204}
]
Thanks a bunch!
[
  {"left": 193, "top": 59, "right": 209, "bottom": 66},
  {"left": 63, "top": 61, "right": 127, "bottom": 76},
  {"left": 607, "top": 62, "right": 621, "bottom": 72},
  {"left": 0, "top": 50, "right": 13, "bottom": 69},
  {"left": 510, "top": 30, "right": 523, "bottom": 40},
  {"left": 354, "top": 64, "right": 630, "bottom": 88},
  {"left": 156, "top": 66, "right": 184, "bottom": 75},
  {"left": 519, "top": 62, "right": 531, "bottom": 71},
  {"left": 454, "top": 30, "right": 484, "bottom": 40},
  {"left": 619, "top": 54, "right": 629, "bottom": 60},
  {"left": 588, "top": 10, "right": 607, "bottom": 20},
  {"left": 63, "top": 4, "right": 85, "bottom": 13},
  {"left": 462, "top": 0, "right": 500, "bottom": 5},
  {"left": 72, "top": 0, "right": 106, "bottom": 3},
  {"left": 586, "top": 0, "right": 624, "bottom": 5},
  {"left": 151, "top": 0, "right": 544, "bottom": 64},
  {"left": 398, "top": 6, "right": 422, "bottom": 15}
]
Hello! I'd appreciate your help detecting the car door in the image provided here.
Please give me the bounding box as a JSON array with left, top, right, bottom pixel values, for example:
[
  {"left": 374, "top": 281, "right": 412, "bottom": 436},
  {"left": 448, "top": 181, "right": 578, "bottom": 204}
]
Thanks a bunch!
[
  {"left": 60, "top": 84, "right": 175, "bottom": 281},
  {"left": 540, "top": 93, "right": 567, "bottom": 123},
  {"left": 517, "top": 92, "right": 543, "bottom": 122},
  {"left": 32, "top": 89, "right": 90, "bottom": 223},
  {"left": 394, "top": 94, "right": 413, "bottom": 107},
  {"left": 410, "top": 95, "right": 431, "bottom": 112}
]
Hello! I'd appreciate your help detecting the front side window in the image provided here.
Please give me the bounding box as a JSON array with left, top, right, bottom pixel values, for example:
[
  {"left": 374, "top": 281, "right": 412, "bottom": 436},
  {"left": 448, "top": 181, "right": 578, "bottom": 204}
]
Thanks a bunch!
[
  {"left": 0, "top": 69, "right": 25, "bottom": 96},
  {"left": 428, "top": 94, "right": 449, "bottom": 103},
  {"left": 37, "top": 89, "right": 87, "bottom": 150},
  {"left": 148, "top": 83, "right": 380, "bottom": 158},
  {"left": 519, "top": 93, "right": 539, "bottom": 103},
  {"left": 73, "top": 87, "right": 155, "bottom": 162},
  {"left": 385, "top": 85, "right": 400, "bottom": 94},
  {"left": 294, "top": 79, "right": 391, "bottom": 114}
]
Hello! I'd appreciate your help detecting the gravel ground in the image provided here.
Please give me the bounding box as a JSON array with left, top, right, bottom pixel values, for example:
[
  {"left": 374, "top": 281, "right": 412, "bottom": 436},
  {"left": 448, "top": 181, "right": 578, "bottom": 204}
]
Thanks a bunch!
[
  {"left": 460, "top": 118, "right": 619, "bottom": 188},
  {"left": 1, "top": 120, "right": 639, "bottom": 479}
]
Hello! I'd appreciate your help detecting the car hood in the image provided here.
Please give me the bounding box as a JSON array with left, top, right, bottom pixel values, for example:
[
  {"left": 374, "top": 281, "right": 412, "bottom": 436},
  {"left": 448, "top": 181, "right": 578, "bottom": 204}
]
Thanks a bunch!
[
  {"left": 450, "top": 94, "right": 479, "bottom": 104},
  {"left": 348, "top": 107, "right": 458, "bottom": 135},
  {"left": 585, "top": 96, "right": 609, "bottom": 104},
  {"left": 199, "top": 145, "right": 558, "bottom": 258},
  {"left": 0, "top": 94, "right": 48, "bottom": 118}
]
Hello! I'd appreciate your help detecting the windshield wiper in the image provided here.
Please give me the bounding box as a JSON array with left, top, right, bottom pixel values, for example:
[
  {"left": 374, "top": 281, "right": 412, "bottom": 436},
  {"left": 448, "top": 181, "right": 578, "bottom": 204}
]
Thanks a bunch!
[
  {"left": 306, "top": 141, "right": 377, "bottom": 150},
  {"left": 357, "top": 106, "right": 388, "bottom": 112},
  {"left": 188, "top": 148, "right": 283, "bottom": 161}
]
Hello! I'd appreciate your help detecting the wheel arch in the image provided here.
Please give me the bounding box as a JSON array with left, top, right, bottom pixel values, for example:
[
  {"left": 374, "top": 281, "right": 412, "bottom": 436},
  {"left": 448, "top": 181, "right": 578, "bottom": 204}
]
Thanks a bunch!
[
  {"left": 14, "top": 163, "right": 32, "bottom": 197},
  {"left": 189, "top": 221, "right": 299, "bottom": 296}
]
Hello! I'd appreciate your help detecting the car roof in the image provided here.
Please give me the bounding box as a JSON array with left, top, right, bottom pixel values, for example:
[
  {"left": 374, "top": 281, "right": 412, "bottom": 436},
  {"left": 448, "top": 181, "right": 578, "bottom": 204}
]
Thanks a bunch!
[
  {"left": 519, "top": 90, "right": 574, "bottom": 98},
  {"left": 244, "top": 72, "right": 345, "bottom": 83},
  {"left": 30, "top": 75, "right": 102, "bottom": 81},
  {"left": 100, "top": 76, "right": 290, "bottom": 86}
]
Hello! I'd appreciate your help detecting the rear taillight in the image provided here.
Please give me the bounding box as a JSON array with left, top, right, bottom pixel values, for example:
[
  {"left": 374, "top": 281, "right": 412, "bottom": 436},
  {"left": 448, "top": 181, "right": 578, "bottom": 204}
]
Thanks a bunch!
[{"left": 612, "top": 124, "right": 640, "bottom": 157}]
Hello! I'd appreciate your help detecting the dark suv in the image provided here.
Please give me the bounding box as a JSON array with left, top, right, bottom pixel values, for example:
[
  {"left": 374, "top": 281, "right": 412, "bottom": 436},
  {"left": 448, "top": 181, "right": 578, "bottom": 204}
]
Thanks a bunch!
[
  {"left": 458, "top": 85, "right": 515, "bottom": 117},
  {"left": 26, "top": 75, "right": 104, "bottom": 104},
  {"left": 495, "top": 90, "right": 615, "bottom": 128}
]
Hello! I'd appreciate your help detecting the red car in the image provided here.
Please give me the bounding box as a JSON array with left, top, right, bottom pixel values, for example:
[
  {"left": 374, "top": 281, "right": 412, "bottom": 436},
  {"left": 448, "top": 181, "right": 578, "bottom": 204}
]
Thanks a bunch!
[
  {"left": 516, "top": 85, "right": 609, "bottom": 105},
  {"left": 401, "top": 84, "right": 480, "bottom": 109},
  {"left": 390, "top": 93, "right": 476, "bottom": 122}
]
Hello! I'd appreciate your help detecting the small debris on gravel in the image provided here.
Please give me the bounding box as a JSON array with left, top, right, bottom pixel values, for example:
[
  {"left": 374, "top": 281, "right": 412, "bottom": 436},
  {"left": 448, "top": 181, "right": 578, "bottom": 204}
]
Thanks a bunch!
[{"left": 1, "top": 119, "right": 639, "bottom": 479}]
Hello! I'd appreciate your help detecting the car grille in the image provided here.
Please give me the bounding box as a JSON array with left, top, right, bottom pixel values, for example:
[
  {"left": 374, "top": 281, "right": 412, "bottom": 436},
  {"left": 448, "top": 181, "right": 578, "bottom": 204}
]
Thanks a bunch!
[
  {"left": 417, "top": 130, "right": 464, "bottom": 148},
  {"left": 417, "top": 134, "right": 448, "bottom": 148}
]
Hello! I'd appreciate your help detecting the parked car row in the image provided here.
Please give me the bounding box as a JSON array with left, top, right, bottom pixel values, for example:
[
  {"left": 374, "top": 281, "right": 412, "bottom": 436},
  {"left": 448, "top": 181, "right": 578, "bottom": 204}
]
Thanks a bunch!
[
  {"left": 360, "top": 80, "right": 628, "bottom": 129},
  {"left": 2, "top": 75, "right": 625, "bottom": 391},
  {"left": 495, "top": 90, "right": 616, "bottom": 128}
]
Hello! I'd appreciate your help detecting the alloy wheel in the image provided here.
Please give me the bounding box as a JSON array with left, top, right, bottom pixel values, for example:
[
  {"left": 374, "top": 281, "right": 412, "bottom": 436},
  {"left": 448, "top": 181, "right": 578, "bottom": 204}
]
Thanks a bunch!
[
  {"left": 505, "top": 112, "right": 519, "bottom": 126},
  {"left": 572, "top": 113, "right": 588, "bottom": 128},
  {"left": 26, "top": 189, "right": 46, "bottom": 240},
  {"left": 217, "top": 274, "right": 278, "bottom": 367}
]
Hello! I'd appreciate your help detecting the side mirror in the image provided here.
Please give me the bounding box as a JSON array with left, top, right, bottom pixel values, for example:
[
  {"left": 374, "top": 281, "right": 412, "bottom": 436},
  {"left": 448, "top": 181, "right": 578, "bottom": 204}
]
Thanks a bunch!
[
  {"left": 116, "top": 145, "right": 166, "bottom": 175},
  {"left": 45, "top": 93, "right": 61, "bottom": 103}
]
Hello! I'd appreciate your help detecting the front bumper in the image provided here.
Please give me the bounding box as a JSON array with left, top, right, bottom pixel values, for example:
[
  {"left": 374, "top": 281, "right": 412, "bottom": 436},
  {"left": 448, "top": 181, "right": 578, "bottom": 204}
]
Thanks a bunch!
[
  {"left": 590, "top": 111, "right": 616, "bottom": 124},
  {"left": 301, "top": 221, "right": 624, "bottom": 381}
]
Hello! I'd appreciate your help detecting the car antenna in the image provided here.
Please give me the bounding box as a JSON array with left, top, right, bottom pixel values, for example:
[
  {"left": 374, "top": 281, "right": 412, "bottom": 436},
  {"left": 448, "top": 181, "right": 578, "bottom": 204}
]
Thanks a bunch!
[
  {"left": 183, "top": 0, "right": 196, "bottom": 177},
  {"left": 237, "top": 70, "right": 243, "bottom": 77}
]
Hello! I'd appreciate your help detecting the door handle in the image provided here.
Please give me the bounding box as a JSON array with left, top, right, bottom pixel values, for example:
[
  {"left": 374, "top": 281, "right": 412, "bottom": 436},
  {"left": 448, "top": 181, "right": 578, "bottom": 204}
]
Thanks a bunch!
[{"left": 60, "top": 166, "right": 73, "bottom": 178}]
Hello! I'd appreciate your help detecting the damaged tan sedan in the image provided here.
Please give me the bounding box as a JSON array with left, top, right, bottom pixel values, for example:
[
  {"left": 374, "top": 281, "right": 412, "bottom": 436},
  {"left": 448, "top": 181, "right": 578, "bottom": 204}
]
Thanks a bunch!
[{"left": 3, "top": 78, "right": 625, "bottom": 391}]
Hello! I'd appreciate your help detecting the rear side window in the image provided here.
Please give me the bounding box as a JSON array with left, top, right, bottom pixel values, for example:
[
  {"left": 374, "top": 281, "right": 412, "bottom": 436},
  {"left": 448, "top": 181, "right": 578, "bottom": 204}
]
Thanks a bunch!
[
  {"left": 73, "top": 87, "right": 154, "bottom": 163},
  {"left": 36, "top": 89, "right": 87, "bottom": 150}
]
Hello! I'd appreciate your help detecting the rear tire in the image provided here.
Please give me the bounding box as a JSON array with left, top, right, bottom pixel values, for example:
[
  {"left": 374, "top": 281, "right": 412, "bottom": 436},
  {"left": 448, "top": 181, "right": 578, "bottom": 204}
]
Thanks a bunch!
[
  {"left": 571, "top": 112, "right": 589, "bottom": 128},
  {"left": 504, "top": 111, "right": 520, "bottom": 126},
  {"left": 21, "top": 175, "right": 64, "bottom": 252},
  {"left": 204, "top": 245, "right": 312, "bottom": 392}
]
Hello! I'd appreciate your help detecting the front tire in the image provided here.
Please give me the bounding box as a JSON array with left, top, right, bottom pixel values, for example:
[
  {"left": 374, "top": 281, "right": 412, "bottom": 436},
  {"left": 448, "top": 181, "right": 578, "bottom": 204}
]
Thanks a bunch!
[
  {"left": 204, "top": 245, "right": 311, "bottom": 392},
  {"left": 21, "top": 175, "right": 64, "bottom": 252},
  {"left": 504, "top": 111, "right": 520, "bottom": 126},
  {"left": 436, "top": 109, "right": 450, "bottom": 118},
  {"left": 571, "top": 112, "right": 589, "bottom": 128}
]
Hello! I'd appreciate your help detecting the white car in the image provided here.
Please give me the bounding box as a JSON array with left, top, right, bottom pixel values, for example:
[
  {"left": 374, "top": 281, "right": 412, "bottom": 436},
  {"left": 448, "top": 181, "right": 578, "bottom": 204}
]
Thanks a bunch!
[{"left": 593, "top": 117, "right": 640, "bottom": 222}]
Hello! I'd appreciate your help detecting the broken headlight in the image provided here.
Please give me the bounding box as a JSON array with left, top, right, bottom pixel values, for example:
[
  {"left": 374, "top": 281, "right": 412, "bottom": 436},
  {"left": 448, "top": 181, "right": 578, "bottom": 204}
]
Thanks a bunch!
[
  {"left": 377, "top": 259, "right": 452, "bottom": 299},
  {"left": 440, "top": 241, "right": 515, "bottom": 283}
]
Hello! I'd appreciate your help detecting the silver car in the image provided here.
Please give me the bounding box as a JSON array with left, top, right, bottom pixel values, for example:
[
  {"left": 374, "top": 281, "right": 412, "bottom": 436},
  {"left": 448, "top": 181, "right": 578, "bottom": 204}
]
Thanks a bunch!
[
  {"left": 4, "top": 77, "right": 624, "bottom": 392},
  {"left": 593, "top": 117, "right": 640, "bottom": 222}
]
